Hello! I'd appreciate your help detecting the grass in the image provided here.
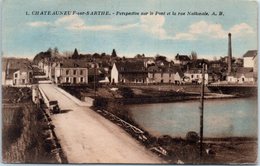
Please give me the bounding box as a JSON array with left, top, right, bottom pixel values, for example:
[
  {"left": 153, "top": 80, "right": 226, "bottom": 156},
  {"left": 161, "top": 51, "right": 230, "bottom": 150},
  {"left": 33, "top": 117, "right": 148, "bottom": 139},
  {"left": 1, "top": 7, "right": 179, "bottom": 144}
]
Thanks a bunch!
[{"left": 2, "top": 87, "right": 58, "bottom": 163}]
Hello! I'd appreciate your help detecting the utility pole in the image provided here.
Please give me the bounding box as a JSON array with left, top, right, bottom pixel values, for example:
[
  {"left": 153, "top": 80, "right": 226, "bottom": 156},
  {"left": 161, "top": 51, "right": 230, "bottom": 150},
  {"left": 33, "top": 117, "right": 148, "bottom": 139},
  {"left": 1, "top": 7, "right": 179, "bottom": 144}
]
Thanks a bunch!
[{"left": 199, "top": 63, "right": 205, "bottom": 160}]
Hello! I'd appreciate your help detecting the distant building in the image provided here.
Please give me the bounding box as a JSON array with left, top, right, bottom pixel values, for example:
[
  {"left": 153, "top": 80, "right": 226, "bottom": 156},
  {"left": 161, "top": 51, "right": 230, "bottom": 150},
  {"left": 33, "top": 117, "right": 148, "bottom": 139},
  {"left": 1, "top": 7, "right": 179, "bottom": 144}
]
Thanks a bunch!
[
  {"left": 243, "top": 50, "right": 257, "bottom": 68},
  {"left": 13, "top": 66, "right": 33, "bottom": 85},
  {"left": 226, "top": 67, "right": 256, "bottom": 84},
  {"left": 227, "top": 72, "right": 255, "bottom": 84},
  {"left": 111, "top": 61, "right": 147, "bottom": 84},
  {"left": 54, "top": 60, "right": 88, "bottom": 84},
  {"left": 147, "top": 65, "right": 184, "bottom": 84},
  {"left": 184, "top": 69, "right": 209, "bottom": 84},
  {"left": 2, "top": 58, "right": 33, "bottom": 86}
]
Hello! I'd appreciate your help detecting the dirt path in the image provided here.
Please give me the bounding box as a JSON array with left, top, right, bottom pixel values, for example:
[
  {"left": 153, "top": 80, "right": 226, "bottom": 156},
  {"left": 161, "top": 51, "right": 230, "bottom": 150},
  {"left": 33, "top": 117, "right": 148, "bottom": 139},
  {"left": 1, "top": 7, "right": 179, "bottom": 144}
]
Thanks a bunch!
[{"left": 39, "top": 84, "right": 163, "bottom": 163}]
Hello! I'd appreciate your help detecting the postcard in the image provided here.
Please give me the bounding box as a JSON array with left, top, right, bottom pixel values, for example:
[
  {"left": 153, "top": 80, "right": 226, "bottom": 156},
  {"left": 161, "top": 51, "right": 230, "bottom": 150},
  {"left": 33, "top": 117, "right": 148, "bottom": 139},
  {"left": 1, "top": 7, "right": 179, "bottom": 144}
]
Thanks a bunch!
[{"left": 2, "top": 0, "right": 258, "bottom": 164}]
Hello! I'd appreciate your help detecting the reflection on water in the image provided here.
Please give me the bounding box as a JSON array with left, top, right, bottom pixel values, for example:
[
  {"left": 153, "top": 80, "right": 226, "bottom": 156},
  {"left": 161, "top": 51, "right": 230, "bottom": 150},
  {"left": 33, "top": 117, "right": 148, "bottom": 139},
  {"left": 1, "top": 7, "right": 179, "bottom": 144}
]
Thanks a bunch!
[{"left": 129, "top": 98, "right": 257, "bottom": 138}]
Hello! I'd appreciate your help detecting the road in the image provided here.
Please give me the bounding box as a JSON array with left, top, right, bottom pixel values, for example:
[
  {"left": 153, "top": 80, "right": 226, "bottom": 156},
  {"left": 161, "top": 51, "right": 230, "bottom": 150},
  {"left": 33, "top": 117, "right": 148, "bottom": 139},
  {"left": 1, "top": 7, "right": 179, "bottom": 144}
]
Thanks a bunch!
[{"left": 39, "top": 84, "right": 163, "bottom": 163}]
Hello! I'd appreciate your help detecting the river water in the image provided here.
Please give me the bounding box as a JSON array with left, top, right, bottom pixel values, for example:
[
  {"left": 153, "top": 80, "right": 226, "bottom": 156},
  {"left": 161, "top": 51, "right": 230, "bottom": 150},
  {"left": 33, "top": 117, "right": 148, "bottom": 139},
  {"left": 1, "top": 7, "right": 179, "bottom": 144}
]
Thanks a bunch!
[{"left": 128, "top": 98, "right": 257, "bottom": 138}]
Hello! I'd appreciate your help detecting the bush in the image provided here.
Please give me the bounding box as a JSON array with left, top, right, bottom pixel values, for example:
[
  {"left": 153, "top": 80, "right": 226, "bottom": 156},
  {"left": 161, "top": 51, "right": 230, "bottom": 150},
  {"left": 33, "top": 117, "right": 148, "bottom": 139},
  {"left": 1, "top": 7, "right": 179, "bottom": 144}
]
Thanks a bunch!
[
  {"left": 118, "top": 87, "right": 134, "bottom": 98},
  {"left": 93, "top": 97, "right": 108, "bottom": 107},
  {"left": 186, "top": 131, "right": 199, "bottom": 144}
]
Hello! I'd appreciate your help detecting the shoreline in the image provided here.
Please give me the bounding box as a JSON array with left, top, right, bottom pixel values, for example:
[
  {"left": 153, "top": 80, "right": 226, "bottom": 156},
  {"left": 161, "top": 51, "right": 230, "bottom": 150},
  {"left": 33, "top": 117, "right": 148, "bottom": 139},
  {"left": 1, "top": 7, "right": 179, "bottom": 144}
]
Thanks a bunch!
[{"left": 110, "top": 92, "right": 239, "bottom": 105}]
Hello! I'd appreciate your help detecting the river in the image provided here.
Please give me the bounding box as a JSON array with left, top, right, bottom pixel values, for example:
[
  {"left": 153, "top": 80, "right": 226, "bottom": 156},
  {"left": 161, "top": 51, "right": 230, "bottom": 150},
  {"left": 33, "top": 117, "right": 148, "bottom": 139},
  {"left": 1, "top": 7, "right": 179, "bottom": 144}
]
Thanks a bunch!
[{"left": 128, "top": 98, "right": 257, "bottom": 138}]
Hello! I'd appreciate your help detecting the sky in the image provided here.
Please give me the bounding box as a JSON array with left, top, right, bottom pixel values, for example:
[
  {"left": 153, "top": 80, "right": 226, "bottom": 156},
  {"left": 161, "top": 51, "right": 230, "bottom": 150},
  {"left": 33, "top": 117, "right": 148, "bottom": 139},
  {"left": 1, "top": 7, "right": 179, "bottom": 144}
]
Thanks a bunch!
[{"left": 2, "top": 0, "right": 258, "bottom": 60}]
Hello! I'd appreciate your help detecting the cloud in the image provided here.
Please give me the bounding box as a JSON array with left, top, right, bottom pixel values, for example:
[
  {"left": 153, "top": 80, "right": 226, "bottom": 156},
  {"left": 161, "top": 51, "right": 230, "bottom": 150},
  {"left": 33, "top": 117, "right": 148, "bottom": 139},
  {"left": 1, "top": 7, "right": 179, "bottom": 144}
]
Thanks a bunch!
[
  {"left": 173, "top": 20, "right": 254, "bottom": 40},
  {"left": 27, "top": 15, "right": 255, "bottom": 41},
  {"left": 140, "top": 15, "right": 167, "bottom": 39},
  {"left": 27, "top": 21, "right": 51, "bottom": 27},
  {"left": 138, "top": 16, "right": 254, "bottom": 41},
  {"left": 188, "top": 21, "right": 226, "bottom": 39},
  {"left": 28, "top": 15, "right": 138, "bottom": 31},
  {"left": 229, "top": 23, "right": 254, "bottom": 36}
]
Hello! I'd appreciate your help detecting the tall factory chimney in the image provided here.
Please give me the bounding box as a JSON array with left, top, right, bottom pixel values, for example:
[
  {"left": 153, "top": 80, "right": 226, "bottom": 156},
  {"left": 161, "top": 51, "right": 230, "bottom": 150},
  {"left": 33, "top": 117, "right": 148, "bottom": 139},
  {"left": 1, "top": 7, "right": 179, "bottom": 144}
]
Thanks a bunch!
[{"left": 227, "top": 33, "right": 232, "bottom": 75}]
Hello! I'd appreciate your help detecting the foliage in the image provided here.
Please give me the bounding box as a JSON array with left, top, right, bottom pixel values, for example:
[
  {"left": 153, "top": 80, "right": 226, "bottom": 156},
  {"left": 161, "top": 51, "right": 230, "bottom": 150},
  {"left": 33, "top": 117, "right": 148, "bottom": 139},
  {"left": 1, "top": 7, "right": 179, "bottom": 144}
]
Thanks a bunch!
[
  {"left": 111, "top": 49, "right": 117, "bottom": 57},
  {"left": 71, "top": 48, "right": 79, "bottom": 59},
  {"left": 155, "top": 54, "right": 167, "bottom": 62},
  {"left": 118, "top": 87, "right": 134, "bottom": 98}
]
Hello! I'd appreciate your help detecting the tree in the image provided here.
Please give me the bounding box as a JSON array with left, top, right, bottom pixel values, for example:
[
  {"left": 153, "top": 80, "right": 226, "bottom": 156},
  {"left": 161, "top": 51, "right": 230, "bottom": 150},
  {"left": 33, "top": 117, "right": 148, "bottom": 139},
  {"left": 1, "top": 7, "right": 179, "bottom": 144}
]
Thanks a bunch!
[
  {"left": 111, "top": 49, "right": 117, "bottom": 57},
  {"left": 101, "top": 53, "right": 106, "bottom": 57},
  {"left": 63, "top": 51, "right": 73, "bottom": 58},
  {"left": 135, "top": 54, "right": 145, "bottom": 58},
  {"left": 72, "top": 48, "right": 79, "bottom": 59},
  {"left": 47, "top": 48, "right": 53, "bottom": 54},
  {"left": 190, "top": 51, "right": 198, "bottom": 61},
  {"left": 155, "top": 54, "right": 167, "bottom": 62},
  {"left": 93, "top": 53, "right": 100, "bottom": 59},
  {"left": 54, "top": 47, "right": 59, "bottom": 56}
]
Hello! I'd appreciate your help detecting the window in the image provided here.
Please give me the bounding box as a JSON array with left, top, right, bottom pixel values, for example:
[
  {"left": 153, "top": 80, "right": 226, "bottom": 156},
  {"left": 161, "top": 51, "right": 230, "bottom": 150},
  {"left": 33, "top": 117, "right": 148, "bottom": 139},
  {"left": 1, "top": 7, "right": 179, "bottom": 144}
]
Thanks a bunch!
[
  {"left": 80, "top": 70, "right": 83, "bottom": 75},
  {"left": 161, "top": 79, "right": 163, "bottom": 83},
  {"left": 191, "top": 74, "right": 194, "bottom": 78},
  {"left": 152, "top": 73, "right": 155, "bottom": 78},
  {"left": 14, "top": 73, "right": 18, "bottom": 78},
  {"left": 22, "top": 79, "right": 25, "bottom": 84},
  {"left": 161, "top": 73, "right": 163, "bottom": 78},
  {"left": 197, "top": 75, "right": 199, "bottom": 78},
  {"left": 66, "top": 77, "right": 69, "bottom": 83},
  {"left": 73, "top": 70, "right": 77, "bottom": 75},
  {"left": 80, "top": 77, "right": 84, "bottom": 82},
  {"left": 66, "top": 70, "right": 69, "bottom": 75},
  {"left": 169, "top": 73, "right": 171, "bottom": 77}
]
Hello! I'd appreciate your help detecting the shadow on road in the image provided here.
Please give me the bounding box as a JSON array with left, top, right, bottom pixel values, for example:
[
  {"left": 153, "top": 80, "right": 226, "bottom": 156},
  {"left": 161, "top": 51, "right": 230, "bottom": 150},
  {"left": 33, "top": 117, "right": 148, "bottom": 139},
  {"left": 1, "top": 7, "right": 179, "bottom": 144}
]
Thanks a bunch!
[{"left": 59, "top": 109, "right": 73, "bottom": 114}]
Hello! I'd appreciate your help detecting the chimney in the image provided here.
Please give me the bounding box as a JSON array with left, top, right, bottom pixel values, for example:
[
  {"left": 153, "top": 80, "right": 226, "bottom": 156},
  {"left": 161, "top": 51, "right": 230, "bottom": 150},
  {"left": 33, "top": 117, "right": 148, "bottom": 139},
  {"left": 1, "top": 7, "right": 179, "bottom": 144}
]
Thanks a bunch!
[{"left": 227, "top": 33, "right": 232, "bottom": 75}]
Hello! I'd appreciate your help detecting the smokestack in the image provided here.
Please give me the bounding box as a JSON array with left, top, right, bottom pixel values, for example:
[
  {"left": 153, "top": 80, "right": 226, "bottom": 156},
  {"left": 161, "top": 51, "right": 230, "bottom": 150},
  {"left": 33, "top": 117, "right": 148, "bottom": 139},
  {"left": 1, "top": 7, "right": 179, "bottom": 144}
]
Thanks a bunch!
[{"left": 227, "top": 33, "right": 232, "bottom": 75}]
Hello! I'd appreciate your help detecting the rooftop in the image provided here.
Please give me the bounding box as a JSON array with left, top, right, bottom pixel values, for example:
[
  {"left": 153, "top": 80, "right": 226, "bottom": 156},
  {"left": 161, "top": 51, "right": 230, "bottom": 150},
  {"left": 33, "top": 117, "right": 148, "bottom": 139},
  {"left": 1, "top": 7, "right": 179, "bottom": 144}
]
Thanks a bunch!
[{"left": 243, "top": 50, "right": 257, "bottom": 58}]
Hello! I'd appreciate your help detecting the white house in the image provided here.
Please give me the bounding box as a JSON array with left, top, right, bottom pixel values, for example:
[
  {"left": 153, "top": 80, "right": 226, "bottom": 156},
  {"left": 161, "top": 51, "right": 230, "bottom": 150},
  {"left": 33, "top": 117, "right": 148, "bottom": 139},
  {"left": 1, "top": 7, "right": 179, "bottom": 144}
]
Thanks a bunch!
[
  {"left": 54, "top": 60, "right": 88, "bottom": 84},
  {"left": 243, "top": 50, "right": 257, "bottom": 68},
  {"left": 184, "top": 69, "right": 209, "bottom": 84},
  {"left": 227, "top": 72, "right": 255, "bottom": 84},
  {"left": 147, "top": 65, "right": 184, "bottom": 84},
  {"left": 13, "top": 68, "right": 33, "bottom": 85},
  {"left": 111, "top": 61, "right": 147, "bottom": 84},
  {"left": 2, "top": 58, "right": 33, "bottom": 86}
]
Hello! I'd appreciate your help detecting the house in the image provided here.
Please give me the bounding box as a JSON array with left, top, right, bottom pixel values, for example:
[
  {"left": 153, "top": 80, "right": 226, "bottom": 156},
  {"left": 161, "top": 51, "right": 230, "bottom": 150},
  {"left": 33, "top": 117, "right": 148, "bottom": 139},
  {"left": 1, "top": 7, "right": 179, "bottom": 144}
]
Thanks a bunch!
[
  {"left": 227, "top": 67, "right": 256, "bottom": 84},
  {"left": 147, "top": 65, "right": 183, "bottom": 84},
  {"left": 174, "top": 54, "right": 191, "bottom": 65},
  {"left": 227, "top": 72, "right": 255, "bottom": 84},
  {"left": 243, "top": 50, "right": 257, "bottom": 68},
  {"left": 111, "top": 61, "right": 147, "bottom": 84},
  {"left": 13, "top": 66, "right": 33, "bottom": 85},
  {"left": 54, "top": 60, "right": 88, "bottom": 84},
  {"left": 184, "top": 69, "right": 209, "bottom": 84},
  {"left": 2, "top": 58, "right": 33, "bottom": 86}
]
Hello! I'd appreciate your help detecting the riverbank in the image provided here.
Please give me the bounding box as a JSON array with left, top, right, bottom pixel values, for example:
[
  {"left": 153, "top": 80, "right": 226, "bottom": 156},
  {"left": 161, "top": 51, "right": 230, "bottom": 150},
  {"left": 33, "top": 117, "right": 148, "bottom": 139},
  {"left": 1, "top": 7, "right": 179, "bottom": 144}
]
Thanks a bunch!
[
  {"left": 2, "top": 87, "right": 65, "bottom": 163},
  {"left": 60, "top": 84, "right": 238, "bottom": 105}
]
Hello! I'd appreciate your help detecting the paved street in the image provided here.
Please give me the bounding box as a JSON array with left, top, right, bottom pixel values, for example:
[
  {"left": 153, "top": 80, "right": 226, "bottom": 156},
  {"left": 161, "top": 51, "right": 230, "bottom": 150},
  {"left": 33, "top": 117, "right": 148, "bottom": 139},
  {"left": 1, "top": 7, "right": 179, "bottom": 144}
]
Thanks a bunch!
[{"left": 39, "top": 84, "right": 162, "bottom": 163}]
